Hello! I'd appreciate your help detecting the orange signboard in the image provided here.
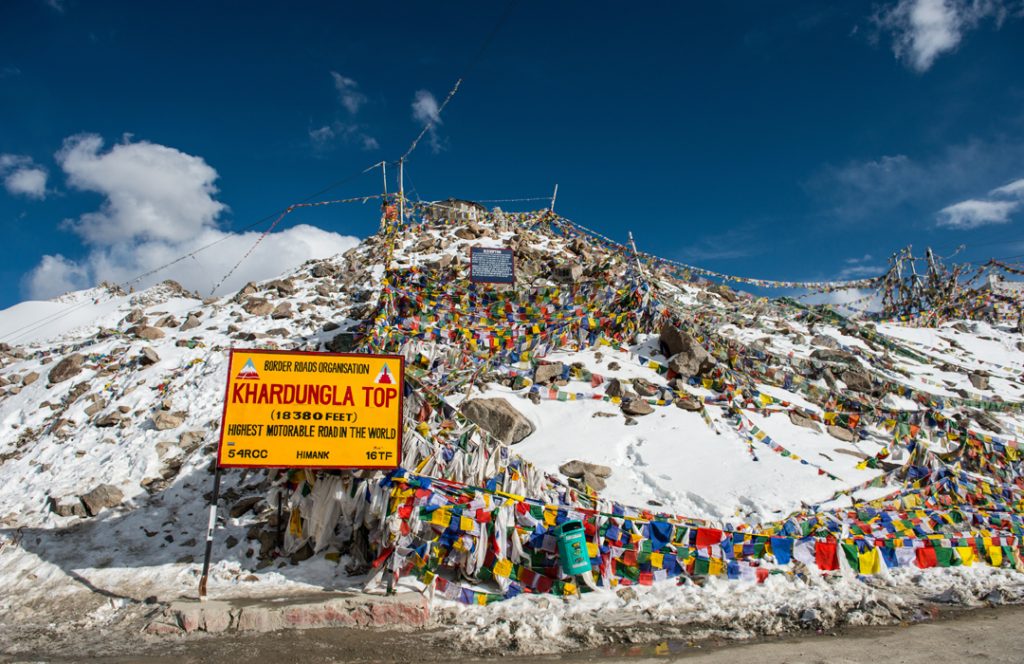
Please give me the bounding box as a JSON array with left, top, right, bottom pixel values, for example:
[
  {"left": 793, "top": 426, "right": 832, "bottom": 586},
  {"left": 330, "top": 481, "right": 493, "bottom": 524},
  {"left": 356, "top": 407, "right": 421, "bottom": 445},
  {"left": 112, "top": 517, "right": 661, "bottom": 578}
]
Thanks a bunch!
[{"left": 216, "top": 349, "right": 404, "bottom": 469}]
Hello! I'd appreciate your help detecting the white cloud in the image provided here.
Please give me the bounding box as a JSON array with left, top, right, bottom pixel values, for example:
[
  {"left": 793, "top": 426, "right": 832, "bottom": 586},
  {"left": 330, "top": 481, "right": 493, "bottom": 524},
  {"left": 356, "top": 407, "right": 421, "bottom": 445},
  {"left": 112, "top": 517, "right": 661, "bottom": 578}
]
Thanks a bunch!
[
  {"left": 308, "top": 122, "right": 379, "bottom": 152},
  {"left": 57, "top": 134, "right": 226, "bottom": 244},
  {"left": 873, "top": 0, "right": 1019, "bottom": 72},
  {"left": 838, "top": 254, "right": 885, "bottom": 278},
  {"left": 804, "top": 288, "right": 883, "bottom": 314},
  {"left": 0, "top": 66, "right": 21, "bottom": 79},
  {"left": 310, "top": 73, "right": 378, "bottom": 152},
  {"left": 0, "top": 154, "right": 48, "bottom": 199},
  {"left": 23, "top": 135, "right": 361, "bottom": 300},
  {"left": 807, "top": 137, "right": 1024, "bottom": 223},
  {"left": 936, "top": 172, "right": 1024, "bottom": 229},
  {"left": 991, "top": 178, "right": 1024, "bottom": 197},
  {"left": 411, "top": 90, "right": 445, "bottom": 153},
  {"left": 937, "top": 199, "right": 1018, "bottom": 228},
  {"left": 330, "top": 72, "right": 367, "bottom": 115}
]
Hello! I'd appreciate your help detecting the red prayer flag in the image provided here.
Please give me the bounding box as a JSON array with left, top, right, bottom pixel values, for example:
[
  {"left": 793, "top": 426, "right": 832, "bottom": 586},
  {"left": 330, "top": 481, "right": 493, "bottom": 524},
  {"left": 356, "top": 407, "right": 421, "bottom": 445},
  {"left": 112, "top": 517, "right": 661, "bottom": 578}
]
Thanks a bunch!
[
  {"left": 696, "top": 527, "right": 723, "bottom": 548},
  {"left": 915, "top": 547, "right": 938, "bottom": 569},
  {"left": 815, "top": 541, "right": 839, "bottom": 571}
]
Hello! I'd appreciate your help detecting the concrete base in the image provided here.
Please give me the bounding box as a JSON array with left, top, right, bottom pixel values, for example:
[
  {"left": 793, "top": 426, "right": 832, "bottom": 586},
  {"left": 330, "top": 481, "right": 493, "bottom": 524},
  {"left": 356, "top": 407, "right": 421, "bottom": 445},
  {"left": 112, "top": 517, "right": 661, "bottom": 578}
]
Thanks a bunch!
[{"left": 144, "top": 591, "right": 431, "bottom": 635}]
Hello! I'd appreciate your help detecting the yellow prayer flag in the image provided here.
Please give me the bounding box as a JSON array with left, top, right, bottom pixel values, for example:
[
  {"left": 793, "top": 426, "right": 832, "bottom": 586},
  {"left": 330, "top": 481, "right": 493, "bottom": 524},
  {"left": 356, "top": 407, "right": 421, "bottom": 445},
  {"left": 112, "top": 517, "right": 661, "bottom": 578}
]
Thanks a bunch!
[
  {"left": 858, "top": 548, "right": 883, "bottom": 574},
  {"left": 432, "top": 509, "right": 451, "bottom": 528},
  {"left": 650, "top": 552, "right": 664, "bottom": 568},
  {"left": 708, "top": 557, "right": 725, "bottom": 576},
  {"left": 988, "top": 546, "right": 1003, "bottom": 567},
  {"left": 493, "top": 559, "right": 513, "bottom": 578},
  {"left": 956, "top": 546, "right": 975, "bottom": 566}
]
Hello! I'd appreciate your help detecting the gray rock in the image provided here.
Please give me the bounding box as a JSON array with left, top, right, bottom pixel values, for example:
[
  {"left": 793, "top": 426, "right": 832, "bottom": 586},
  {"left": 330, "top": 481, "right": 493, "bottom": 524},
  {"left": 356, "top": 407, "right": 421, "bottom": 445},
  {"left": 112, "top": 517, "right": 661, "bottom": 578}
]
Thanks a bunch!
[
  {"left": 841, "top": 370, "right": 873, "bottom": 393},
  {"left": 983, "top": 588, "right": 1005, "bottom": 605},
  {"left": 84, "top": 401, "right": 104, "bottom": 417},
  {"left": 154, "top": 315, "right": 179, "bottom": 328},
  {"left": 826, "top": 425, "right": 857, "bottom": 442},
  {"left": 243, "top": 298, "right": 274, "bottom": 316},
  {"left": 48, "top": 354, "right": 85, "bottom": 384},
  {"left": 179, "top": 314, "right": 202, "bottom": 331},
  {"left": 311, "top": 262, "right": 338, "bottom": 278},
  {"left": 271, "top": 302, "right": 293, "bottom": 319},
  {"left": 631, "top": 378, "right": 659, "bottom": 397},
  {"left": 624, "top": 416, "right": 638, "bottom": 426},
  {"left": 811, "top": 334, "right": 839, "bottom": 350},
  {"left": 605, "top": 378, "right": 626, "bottom": 398},
  {"left": 94, "top": 412, "right": 122, "bottom": 428},
  {"left": 810, "top": 348, "right": 856, "bottom": 365},
  {"left": 710, "top": 283, "right": 739, "bottom": 303},
  {"left": 559, "top": 460, "right": 612, "bottom": 479},
  {"left": 153, "top": 411, "right": 186, "bottom": 431},
  {"left": 80, "top": 484, "right": 124, "bottom": 516},
  {"left": 582, "top": 470, "right": 606, "bottom": 491},
  {"left": 659, "top": 323, "right": 686, "bottom": 357},
  {"left": 139, "top": 347, "right": 160, "bottom": 367},
  {"left": 553, "top": 264, "right": 584, "bottom": 283},
  {"left": 461, "top": 398, "right": 535, "bottom": 445},
  {"left": 969, "top": 372, "right": 989, "bottom": 391},
  {"left": 51, "top": 495, "right": 86, "bottom": 517},
  {"left": 123, "top": 308, "right": 145, "bottom": 324},
  {"left": 666, "top": 332, "right": 714, "bottom": 378},
  {"left": 788, "top": 410, "right": 821, "bottom": 431},
  {"left": 266, "top": 278, "right": 297, "bottom": 295},
  {"left": 559, "top": 460, "right": 586, "bottom": 478},
  {"left": 674, "top": 396, "right": 702, "bottom": 411},
  {"left": 230, "top": 496, "right": 262, "bottom": 518},
  {"left": 131, "top": 325, "right": 165, "bottom": 340},
  {"left": 622, "top": 398, "right": 654, "bottom": 416},
  {"left": 534, "top": 362, "right": 564, "bottom": 385}
]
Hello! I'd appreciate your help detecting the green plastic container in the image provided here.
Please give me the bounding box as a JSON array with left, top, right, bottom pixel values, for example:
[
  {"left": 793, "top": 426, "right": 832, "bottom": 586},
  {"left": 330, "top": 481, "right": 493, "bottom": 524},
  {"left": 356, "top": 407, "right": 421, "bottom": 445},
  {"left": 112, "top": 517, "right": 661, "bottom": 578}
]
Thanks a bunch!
[{"left": 554, "top": 520, "right": 592, "bottom": 575}]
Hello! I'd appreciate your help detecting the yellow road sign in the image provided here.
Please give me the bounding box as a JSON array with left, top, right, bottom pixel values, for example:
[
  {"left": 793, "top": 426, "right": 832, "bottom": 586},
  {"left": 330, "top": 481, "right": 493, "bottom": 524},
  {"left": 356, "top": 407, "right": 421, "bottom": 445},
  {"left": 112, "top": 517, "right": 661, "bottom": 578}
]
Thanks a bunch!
[{"left": 216, "top": 349, "right": 404, "bottom": 469}]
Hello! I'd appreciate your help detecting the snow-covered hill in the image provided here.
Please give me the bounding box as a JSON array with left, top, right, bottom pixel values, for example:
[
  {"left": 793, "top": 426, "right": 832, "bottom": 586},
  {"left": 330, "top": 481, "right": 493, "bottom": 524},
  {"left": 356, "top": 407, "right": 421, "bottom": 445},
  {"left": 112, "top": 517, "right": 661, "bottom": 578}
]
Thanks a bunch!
[{"left": 2, "top": 205, "right": 1024, "bottom": 655}]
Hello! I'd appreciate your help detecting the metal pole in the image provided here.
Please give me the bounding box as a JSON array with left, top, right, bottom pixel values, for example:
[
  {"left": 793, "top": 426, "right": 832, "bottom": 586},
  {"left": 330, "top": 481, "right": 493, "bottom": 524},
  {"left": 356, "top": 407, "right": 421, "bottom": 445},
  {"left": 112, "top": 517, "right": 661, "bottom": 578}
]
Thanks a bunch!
[
  {"left": 382, "top": 161, "right": 388, "bottom": 195},
  {"left": 398, "top": 159, "right": 405, "bottom": 225},
  {"left": 276, "top": 487, "right": 284, "bottom": 550},
  {"left": 198, "top": 465, "right": 222, "bottom": 601},
  {"left": 550, "top": 183, "right": 559, "bottom": 212}
]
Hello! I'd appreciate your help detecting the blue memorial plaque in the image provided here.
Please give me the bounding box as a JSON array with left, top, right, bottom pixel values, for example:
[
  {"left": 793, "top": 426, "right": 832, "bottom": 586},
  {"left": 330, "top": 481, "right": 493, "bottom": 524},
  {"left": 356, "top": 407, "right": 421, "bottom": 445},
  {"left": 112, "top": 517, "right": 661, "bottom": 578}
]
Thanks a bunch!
[{"left": 469, "top": 247, "right": 515, "bottom": 285}]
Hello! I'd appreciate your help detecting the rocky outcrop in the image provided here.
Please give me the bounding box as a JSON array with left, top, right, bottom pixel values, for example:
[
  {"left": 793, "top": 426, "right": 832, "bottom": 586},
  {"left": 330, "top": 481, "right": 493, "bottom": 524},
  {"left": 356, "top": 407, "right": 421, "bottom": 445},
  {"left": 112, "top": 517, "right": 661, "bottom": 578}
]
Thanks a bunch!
[
  {"left": 48, "top": 354, "right": 85, "bottom": 385},
  {"left": 534, "top": 362, "right": 564, "bottom": 385},
  {"left": 461, "top": 398, "right": 535, "bottom": 445},
  {"left": 80, "top": 484, "right": 124, "bottom": 516}
]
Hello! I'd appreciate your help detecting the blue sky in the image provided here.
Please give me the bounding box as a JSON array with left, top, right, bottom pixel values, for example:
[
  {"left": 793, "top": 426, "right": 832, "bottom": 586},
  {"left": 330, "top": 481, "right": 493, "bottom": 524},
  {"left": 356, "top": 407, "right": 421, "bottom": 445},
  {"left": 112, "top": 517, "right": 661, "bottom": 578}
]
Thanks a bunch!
[{"left": 1, "top": 1, "right": 1023, "bottom": 308}]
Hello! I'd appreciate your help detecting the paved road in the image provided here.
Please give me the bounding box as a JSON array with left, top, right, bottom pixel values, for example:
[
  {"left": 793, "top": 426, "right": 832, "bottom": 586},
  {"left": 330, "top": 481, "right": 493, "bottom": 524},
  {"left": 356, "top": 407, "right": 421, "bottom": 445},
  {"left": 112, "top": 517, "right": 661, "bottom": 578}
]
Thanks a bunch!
[{"left": 5, "top": 605, "right": 1024, "bottom": 663}]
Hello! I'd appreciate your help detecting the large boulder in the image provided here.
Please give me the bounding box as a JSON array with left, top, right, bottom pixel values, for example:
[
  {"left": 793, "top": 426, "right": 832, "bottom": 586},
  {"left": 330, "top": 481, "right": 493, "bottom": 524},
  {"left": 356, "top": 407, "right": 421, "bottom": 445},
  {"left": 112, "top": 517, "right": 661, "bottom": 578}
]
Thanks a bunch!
[
  {"left": 80, "top": 484, "right": 124, "bottom": 516},
  {"left": 827, "top": 425, "right": 857, "bottom": 443},
  {"left": 811, "top": 334, "right": 840, "bottom": 350},
  {"left": 659, "top": 323, "right": 686, "bottom": 357},
  {"left": 534, "top": 362, "right": 564, "bottom": 385},
  {"left": 153, "top": 411, "right": 186, "bottom": 431},
  {"left": 841, "top": 370, "right": 873, "bottom": 393},
  {"left": 788, "top": 410, "right": 821, "bottom": 432},
  {"left": 559, "top": 460, "right": 612, "bottom": 479},
  {"left": 131, "top": 325, "right": 165, "bottom": 341},
  {"left": 461, "top": 398, "right": 535, "bottom": 445},
  {"left": 48, "top": 354, "right": 85, "bottom": 385},
  {"left": 622, "top": 398, "right": 654, "bottom": 416},
  {"left": 666, "top": 332, "right": 714, "bottom": 378},
  {"left": 243, "top": 298, "right": 274, "bottom": 316},
  {"left": 969, "top": 372, "right": 989, "bottom": 391}
]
